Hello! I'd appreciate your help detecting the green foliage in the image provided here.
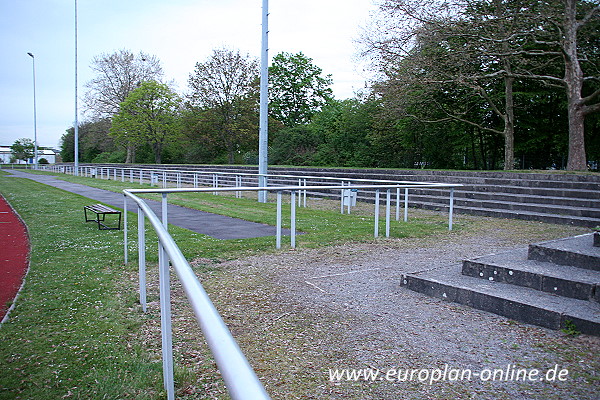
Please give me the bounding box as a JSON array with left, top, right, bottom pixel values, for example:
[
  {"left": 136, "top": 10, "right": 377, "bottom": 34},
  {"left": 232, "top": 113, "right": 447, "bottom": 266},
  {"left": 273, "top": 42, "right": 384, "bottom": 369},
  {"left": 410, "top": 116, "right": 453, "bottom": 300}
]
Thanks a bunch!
[
  {"left": 10, "top": 138, "right": 35, "bottom": 162},
  {"left": 111, "top": 81, "right": 182, "bottom": 164},
  {"left": 187, "top": 48, "right": 260, "bottom": 164},
  {"left": 60, "top": 119, "right": 116, "bottom": 163},
  {"left": 561, "top": 320, "right": 581, "bottom": 337},
  {"left": 269, "top": 52, "right": 333, "bottom": 126}
]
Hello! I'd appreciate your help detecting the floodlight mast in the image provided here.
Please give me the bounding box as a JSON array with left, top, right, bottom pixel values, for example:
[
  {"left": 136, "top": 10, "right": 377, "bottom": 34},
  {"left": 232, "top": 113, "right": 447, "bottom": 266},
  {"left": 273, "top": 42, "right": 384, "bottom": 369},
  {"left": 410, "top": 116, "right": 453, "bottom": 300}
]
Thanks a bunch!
[
  {"left": 258, "top": 0, "right": 269, "bottom": 203},
  {"left": 27, "top": 52, "right": 38, "bottom": 169},
  {"left": 74, "top": 0, "right": 79, "bottom": 176}
]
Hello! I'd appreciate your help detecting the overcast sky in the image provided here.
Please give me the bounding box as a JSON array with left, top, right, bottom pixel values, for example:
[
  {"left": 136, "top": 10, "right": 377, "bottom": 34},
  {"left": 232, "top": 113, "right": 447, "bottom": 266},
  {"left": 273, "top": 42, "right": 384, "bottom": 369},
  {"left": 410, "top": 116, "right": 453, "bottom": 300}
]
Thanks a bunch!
[{"left": 0, "top": 0, "right": 378, "bottom": 150}]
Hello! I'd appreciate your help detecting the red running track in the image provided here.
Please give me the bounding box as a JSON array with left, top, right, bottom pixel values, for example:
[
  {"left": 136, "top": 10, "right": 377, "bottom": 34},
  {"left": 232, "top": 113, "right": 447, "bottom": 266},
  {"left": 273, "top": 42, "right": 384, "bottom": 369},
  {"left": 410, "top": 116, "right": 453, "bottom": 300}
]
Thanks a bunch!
[{"left": 0, "top": 195, "right": 30, "bottom": 321}]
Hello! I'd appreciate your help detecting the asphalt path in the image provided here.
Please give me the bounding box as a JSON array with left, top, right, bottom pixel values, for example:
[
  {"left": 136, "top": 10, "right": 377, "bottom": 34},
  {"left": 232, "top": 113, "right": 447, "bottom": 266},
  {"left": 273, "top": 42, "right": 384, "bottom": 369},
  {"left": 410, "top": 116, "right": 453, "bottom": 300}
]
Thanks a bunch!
[{"left": 6, "top": 170, "right": 289, "bottom": 239}]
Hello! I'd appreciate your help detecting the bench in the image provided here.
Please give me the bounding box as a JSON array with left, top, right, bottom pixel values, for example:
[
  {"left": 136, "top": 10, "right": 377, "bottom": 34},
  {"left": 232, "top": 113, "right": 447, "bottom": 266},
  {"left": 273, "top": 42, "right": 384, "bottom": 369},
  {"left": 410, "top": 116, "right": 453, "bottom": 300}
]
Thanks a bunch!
[{"left": 84, "top": 204, "right": 122, "bottom": 230}]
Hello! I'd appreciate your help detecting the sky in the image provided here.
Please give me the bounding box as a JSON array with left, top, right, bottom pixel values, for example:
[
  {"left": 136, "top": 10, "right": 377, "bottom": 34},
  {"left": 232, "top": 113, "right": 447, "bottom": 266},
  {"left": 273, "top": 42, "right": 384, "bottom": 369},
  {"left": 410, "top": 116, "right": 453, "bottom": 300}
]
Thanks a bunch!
[{"left": 0, "top": 0, "right": 379, "bottom": 150}]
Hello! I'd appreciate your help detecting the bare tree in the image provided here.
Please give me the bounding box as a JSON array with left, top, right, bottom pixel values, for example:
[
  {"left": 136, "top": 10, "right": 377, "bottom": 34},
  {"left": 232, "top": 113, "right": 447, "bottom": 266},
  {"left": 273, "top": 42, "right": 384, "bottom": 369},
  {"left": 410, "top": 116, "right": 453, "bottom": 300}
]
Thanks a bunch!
[
  {"left": 83, "top": 49, "right": 163, "bottom": 162},
  {"left": 188, "top": 48, "right": 259, "bottom": 163}
]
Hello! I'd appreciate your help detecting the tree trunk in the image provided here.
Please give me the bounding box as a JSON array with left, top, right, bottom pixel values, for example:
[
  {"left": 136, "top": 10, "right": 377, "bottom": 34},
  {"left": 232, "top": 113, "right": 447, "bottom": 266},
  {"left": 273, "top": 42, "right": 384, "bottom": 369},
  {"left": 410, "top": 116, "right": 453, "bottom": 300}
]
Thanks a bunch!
[
  {"left": 563, "top": 0, "right": 587, "bottom": 171},
  {"left": 503, "top": 75, "right": 515, "bottom": 170},
  {"left": 125, "top": 144, "right": 136, "bottom": 164}
]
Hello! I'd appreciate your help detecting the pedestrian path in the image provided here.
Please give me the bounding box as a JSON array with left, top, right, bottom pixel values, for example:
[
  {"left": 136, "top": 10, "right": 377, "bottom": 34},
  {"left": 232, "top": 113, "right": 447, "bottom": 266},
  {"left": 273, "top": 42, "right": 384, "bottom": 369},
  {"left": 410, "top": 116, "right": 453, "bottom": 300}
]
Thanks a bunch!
[{"left": 7, "top": 170, "right": 289, "bottom": 240}]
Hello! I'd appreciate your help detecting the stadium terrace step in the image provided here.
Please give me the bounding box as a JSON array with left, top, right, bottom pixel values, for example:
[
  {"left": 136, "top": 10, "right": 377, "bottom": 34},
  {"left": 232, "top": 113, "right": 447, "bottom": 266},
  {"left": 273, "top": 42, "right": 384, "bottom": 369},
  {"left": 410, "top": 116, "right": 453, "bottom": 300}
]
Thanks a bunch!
[
  {"left": 400, "top": 233, "right": 600, "bottom": 336},
  {"left": 528, "top": 234, "right": 600, "bottom": 271}
]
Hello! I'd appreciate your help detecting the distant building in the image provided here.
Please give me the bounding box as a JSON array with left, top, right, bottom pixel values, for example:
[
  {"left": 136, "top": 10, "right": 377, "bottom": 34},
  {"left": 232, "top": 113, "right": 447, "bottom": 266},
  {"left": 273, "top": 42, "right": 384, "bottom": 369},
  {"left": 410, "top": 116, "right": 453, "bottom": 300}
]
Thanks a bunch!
[{"left": 0, "top": 146, "right": 59, "bottom": 164}]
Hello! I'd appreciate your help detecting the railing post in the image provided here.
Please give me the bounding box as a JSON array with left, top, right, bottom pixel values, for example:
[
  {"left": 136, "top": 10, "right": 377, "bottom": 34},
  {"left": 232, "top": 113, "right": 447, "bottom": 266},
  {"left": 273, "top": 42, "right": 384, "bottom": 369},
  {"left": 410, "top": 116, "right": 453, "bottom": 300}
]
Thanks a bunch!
[
  {"left": 404, "top": 188, "right": 409, "bottom": 222},
  {"left": 137, "top": 206, "right": 147, "bottom": 313},
  {"left": 396, "top": 188, "right": 401, "bottom": 221},
  {"left": 291, "top": 191, "right": 296, "bottom": 248},
  {"left": 374, "top": 189, "right": 380, "bottom": 238},
  {"left": 159, "top": 241, "right": 174, "bottom": 399},
  {"left": 159, "top": 192, "right": 174, "bottom": 399},
  {"left": 386, "top": 189, "right": 391, "bottom": 237},
  {"left": 449, "top": 188, "right": 454, "bottom": 231},
  {"left": 123, "top": 195, "right": 128, "bottom": 264},
  {"left": 303, "top": 178, "right": 307, "bottom": 207},
  {"left": 340, "top": 181, "right": 345, "bottom": 214},
  {"left": 276, "top": 191, "right": 282, "bottom": 249}
]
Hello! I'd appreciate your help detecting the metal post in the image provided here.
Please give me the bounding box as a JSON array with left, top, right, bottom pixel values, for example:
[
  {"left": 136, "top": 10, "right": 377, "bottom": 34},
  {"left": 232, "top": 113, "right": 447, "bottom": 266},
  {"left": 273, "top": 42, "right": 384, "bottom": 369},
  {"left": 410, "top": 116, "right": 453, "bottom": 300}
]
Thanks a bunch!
[
  {"left": 340, "top": 182, "right": 345, "bottom": 214},
  {"left": 137, "top": 207, "right": 147, "bottom": 313},
  {"left": 386, "top": 189, "right": 391, "bottom": 237},
  {"left": 158, "top": 242, "right": 174, "bottom": 399},
  {"left": 73, "top": 0, "right": 79, "bottom": 175},
  {"left": 303, "top": 178, "right": 307, "bottom": 208},
  {"left": 124, "top": 195, "right": 128, "bottom": 264},
  {"left": 396, "top": 188, "right": 401, "bottom": 221},
  {"left": 258, "top": 0, "right": 269, "bottom": 203},
  {"left": 27, "top": 53, "right": 37, "bottom": 172},
  {"left": 291, "top": 191, "right": 296, "bottom": 248},
  {"left": 159, "top": 192, "right": 174, "bottom": 398},
  {"left": 404, "top": 188, "right": 409, "bottom": 222},
  {"left": 449, "top": 188, "right": 454, "bottom": 231},
  {"left": 374, "top": 190, "right": 380, "bottom": 238},
  {"left": 162, "top": 193, "right": 168, "bottom": 229},
  {"left": 276, "top": 191, "right": 282, "bottom": 249}
]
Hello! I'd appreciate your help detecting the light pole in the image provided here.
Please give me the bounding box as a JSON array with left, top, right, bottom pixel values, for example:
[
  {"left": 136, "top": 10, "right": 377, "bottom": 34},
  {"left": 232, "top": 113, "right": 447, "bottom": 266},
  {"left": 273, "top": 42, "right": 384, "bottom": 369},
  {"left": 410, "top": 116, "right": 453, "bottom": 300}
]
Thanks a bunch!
[
  {"left": 74, "top": 0, "right": 79, "bottom": 175},
  {"left": 27, "top": 52, "right": 38, "bottom": 169},
  {"left": 258, "top": 0, "right": 269, "bottom": 202}
]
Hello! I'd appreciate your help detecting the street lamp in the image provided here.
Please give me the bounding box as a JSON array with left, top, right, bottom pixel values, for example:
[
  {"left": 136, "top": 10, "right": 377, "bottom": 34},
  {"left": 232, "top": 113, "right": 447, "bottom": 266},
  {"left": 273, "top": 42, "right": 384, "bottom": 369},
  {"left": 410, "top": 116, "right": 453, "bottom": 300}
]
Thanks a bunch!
[{"left": 27, "top": 52, "right": 38, "bottom": 169}]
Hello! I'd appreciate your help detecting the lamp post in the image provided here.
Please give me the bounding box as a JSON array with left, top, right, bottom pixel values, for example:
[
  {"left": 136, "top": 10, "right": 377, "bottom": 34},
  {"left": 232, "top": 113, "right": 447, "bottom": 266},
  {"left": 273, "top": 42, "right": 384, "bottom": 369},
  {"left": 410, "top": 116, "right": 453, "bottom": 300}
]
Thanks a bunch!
[{"left": 27, "top": 52, "right": 38, "bottom": 169}]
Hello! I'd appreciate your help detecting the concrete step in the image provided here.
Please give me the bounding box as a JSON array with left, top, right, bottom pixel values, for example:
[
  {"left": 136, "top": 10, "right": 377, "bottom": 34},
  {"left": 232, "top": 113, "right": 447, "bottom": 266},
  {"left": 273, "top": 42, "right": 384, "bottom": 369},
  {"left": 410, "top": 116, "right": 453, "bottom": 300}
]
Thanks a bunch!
[
  {"left": 528, "top": 234, "right": 600, "bottom": 271},
  {"left": 406, "top": 193, "right": 600, "bottom": 218},
  {"left": 405, "top": 199, "right": 600, "bottom": 228},
  {"left": 401, "top": 264, "right": 600, "bottom": 336},
  {"left": 462, "top": 247, "right": 600, "bottom": 301},
  {"left": 458, "top": 190, "right": 597, "bottom": 208}
]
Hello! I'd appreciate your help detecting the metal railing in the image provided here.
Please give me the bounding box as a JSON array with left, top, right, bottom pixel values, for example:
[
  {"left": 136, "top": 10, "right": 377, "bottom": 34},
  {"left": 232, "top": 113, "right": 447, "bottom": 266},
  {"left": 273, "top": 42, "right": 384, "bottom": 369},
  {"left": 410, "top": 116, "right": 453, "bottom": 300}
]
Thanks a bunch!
[
  {"left": 122, "top": 181, "right": 460, "bottom": 399},
  {"left": 123, "top": 189, "right": 271, "bottom": 400},
  {"left": 49, "top": 164, "right": 462, "bottom": 220}
]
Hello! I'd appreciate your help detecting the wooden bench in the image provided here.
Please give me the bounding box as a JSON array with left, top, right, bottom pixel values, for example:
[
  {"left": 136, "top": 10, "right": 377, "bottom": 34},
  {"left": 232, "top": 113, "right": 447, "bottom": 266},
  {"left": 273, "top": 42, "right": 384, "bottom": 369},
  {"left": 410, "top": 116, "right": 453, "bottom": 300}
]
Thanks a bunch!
[{"left": 84, "top": 204, "right": 122, "bottom": 230}]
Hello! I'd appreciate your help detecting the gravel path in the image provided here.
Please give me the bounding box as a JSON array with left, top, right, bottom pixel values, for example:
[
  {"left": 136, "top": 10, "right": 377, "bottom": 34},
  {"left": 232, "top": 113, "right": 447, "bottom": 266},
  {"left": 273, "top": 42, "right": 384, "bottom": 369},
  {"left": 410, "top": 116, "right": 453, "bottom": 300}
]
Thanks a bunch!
[{"left": 143, "top": 213, "right": 598, "bottom": 399}]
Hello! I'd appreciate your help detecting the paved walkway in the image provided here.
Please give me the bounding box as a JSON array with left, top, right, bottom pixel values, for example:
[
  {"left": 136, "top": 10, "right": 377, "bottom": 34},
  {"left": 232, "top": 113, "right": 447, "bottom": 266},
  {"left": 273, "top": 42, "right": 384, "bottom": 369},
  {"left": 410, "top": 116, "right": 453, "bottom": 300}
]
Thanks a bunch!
[{"left": 7, "top": 170, "right": 289, "bottom": 240}]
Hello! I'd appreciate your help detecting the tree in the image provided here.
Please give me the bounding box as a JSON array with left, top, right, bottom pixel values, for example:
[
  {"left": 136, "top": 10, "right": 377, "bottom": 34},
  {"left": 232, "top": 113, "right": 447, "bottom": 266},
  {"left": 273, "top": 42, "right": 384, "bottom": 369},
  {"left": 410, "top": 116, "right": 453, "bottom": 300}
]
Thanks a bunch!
[
  {"left": 60, "top": 119, "right": 117, "bottom": 162},
  {"left": 526, "top": 0, "right": 600, "bottom": 170},
  {"left": 363, "top": 0, "right": 600, "bottom": 170},
  {"left": 269, "top": 52, "right": 334, "bottom": 126},
  {"left": 10, "top": 138, "right": 35, "bottom": 163},
  {"left": 83, "top": 49, "right": 164, "bottom": 162},
  {"left": 110, "top": 81, "right": 182, "bottom": 164},
  {"left": 188, "top": 48, "right": 260, "bottom": 163}
]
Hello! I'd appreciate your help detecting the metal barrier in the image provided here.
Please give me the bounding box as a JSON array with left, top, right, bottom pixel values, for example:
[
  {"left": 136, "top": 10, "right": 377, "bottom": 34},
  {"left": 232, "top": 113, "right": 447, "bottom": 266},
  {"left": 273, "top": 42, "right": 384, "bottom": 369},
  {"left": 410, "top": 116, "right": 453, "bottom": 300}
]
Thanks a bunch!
[
  {"left": 122, "top": 181, "right": 460, "bottom": 399},
  {"left": 123, "top": 189, "right": 271, "bottom": 400},
  {"left": 49, "top": 164, "right": 461, "bottom": 220}
]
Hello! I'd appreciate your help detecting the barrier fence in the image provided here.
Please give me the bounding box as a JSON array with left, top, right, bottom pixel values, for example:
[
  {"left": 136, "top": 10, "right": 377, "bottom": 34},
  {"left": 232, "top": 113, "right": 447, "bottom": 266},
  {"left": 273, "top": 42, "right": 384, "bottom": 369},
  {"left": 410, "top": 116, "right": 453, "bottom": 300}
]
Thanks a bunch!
[{"left": 122, "top": 180, "right": 460, "bottom": 399}]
